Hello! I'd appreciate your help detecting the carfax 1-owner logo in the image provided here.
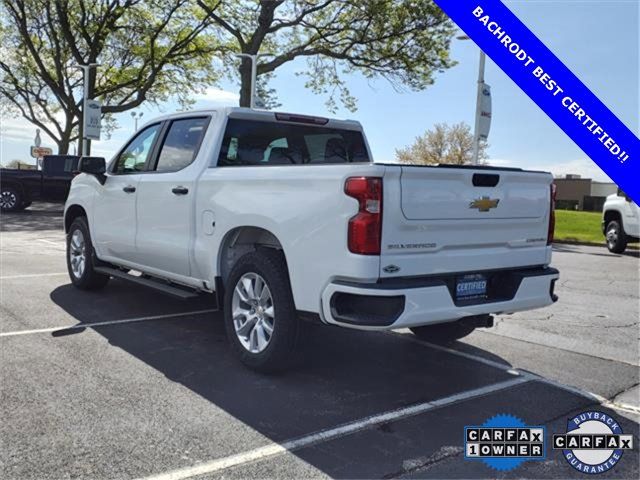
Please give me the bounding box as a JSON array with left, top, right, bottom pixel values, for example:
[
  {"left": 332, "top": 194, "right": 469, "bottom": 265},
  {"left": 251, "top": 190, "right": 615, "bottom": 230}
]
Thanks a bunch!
[
  {"left": 464, "top": 414, "right": 545, "bottom": 471},
  {"left": 553, "top": 411, "right": 634, "bottom": 474}
]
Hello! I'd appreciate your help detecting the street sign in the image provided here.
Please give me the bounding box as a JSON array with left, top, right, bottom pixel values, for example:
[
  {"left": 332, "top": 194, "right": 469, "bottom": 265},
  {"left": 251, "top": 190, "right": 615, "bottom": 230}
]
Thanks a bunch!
[
  {"left": 30, "top": 146, "right": 53, "bottom": 158},
  {"left": 84, "top": 99, "right": 102, "bottom": 140},
  {"left": 478, "top": 83, "right": 492, "bottom": 140}
]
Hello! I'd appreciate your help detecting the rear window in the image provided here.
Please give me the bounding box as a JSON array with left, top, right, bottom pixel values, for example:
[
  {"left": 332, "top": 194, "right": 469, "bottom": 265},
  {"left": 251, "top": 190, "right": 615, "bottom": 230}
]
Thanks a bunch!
[
  {"left": 43, "top": 156, "right": 79, "bottom": 174},
  {"left": 218, "top": 119, "right": 370, "bottom": 166}
]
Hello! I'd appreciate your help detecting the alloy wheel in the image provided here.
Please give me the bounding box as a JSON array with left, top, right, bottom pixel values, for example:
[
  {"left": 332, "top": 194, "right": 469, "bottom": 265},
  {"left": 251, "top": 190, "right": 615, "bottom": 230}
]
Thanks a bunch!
[
  {"left": 0, "top": 190, "right": 17, "bottom": 210},
  {"left": 606, "top": 225, "right": 618, "bottom": 248},
  {"left": 232, "top": 272, "right": 275, "bottom": 353},
  {"left": 69, "top": 229, "right": 87, "bottom": 279}
]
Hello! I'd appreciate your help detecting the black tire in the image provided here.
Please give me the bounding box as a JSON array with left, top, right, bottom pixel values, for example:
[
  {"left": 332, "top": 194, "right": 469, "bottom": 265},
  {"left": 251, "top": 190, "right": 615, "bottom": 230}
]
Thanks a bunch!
[
  {"left": 605, "top": 220, "right": 627, "bottom": 254},
  {"left": 410, "top": 321, "right": 476, "bottom": 345},
  {"left": 223, "top": 249, "right": 298, "bottom": 373},
  {"left": 1, "top": 186, "right": 23, "bottom": 212},
  {"left": 66, "top": 216, "right": 110, "bottom": 290}
]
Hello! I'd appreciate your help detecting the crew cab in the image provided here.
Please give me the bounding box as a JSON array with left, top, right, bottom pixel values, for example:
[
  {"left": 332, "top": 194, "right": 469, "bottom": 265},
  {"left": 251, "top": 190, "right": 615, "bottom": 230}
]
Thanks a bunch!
[
  {"left": 602, "top": 189, "right": 640, "bottom": 253},
  {"left": 1, "top": 155, "right": 79, "bottom": 211},
  {"left": 64, "top": 108, "right": 559, "bottom": 371}
]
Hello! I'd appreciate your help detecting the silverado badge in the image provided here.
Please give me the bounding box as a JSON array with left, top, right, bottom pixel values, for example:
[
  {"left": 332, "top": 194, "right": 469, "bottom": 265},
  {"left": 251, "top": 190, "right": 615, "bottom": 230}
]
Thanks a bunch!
[{"left": 469, "top": 196, "right": 500, "bottom": 212}]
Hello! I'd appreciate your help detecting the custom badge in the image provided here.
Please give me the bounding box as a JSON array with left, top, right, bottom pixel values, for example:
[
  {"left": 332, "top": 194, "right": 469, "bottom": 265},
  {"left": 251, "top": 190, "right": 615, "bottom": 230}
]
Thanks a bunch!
[
  {"left": 464, "top": 414, "right": 545, "bottom": 471},
  {"left": 553, "top": 411, "right": 634, "bottom": 474}
]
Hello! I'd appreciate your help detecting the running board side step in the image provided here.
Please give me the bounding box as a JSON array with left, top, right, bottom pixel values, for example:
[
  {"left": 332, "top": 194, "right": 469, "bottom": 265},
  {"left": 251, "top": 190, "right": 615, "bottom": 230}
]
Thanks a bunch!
[{"left": 94, "top": 267, "right": 201, "bottom": 299}]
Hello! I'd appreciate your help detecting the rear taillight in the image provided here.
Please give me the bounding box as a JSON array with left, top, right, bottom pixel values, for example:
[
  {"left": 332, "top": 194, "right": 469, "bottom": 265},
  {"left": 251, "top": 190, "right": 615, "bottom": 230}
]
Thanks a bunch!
[
  {"left": 344, "top": 177, "right": 383, "bottom": 255},
  {"left": 547, "top": 183, "right": 556, "bottom": 245}
]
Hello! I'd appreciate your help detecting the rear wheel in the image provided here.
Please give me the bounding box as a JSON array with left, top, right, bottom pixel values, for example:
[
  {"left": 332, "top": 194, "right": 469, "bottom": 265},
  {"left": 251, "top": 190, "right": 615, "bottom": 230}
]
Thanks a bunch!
[
  {"left": 66, "top": 217, "right": 110, "bottom": 290},
  {"left": 410, "top": 321, "right": 476, "bottom": 345},
  {"left": 605, "top": 220, "right": 627, "bottom": 253},
  {"left": 1, "top": 186, "right": 23, "bottom": 212},
  {"left": 223, "top": 249, "right": 298, "bottom": 372}
]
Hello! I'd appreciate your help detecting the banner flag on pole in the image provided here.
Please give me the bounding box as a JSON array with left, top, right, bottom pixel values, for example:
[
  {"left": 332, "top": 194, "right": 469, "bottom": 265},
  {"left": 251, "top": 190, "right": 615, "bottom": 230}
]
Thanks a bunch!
[{"left": 434, "top": 0, "right": 640, "bottom": 202}]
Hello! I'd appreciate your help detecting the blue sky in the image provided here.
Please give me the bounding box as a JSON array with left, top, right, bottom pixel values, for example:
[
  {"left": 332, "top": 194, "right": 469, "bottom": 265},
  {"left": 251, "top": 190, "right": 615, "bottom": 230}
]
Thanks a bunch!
[{"left": 1, "top": 1, "right": 638, "bottom": 182}]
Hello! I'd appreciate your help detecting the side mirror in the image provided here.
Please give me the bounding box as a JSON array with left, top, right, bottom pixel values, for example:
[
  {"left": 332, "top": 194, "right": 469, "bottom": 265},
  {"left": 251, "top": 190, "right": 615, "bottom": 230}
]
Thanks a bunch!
[
  {"left": 78, "top": 156, "right": 106, "bottom": 184},
  {"left": 617, "top": 188, "right": 631, "bottom": 202}
]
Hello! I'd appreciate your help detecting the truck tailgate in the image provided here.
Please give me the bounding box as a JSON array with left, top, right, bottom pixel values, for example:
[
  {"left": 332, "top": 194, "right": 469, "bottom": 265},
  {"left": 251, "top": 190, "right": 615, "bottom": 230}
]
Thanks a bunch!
[{"left": 380, "top": 165, "right": 553, "bottom": 278}]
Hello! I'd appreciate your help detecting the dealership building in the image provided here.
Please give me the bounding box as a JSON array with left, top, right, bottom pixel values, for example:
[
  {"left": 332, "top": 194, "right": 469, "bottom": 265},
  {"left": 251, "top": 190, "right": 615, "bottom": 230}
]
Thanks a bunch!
[{"left": 554, "top": 174, "right": 617, "bottom": 211}]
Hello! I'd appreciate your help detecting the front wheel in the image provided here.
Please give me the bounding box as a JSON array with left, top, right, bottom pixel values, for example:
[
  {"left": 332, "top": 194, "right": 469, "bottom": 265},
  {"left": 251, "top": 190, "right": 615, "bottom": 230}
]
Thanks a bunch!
[
  {"left": 410, "top": 321, "right": 476, "bottom": 345},
  {"left": 605, "top": 220, "right": 627, "bottom": 253},
  {"left": 223, "top": 250, "right": 298, "bottom": 373},
  {"left": 66, "top": 217, "right": 110, "bottom": 290}
]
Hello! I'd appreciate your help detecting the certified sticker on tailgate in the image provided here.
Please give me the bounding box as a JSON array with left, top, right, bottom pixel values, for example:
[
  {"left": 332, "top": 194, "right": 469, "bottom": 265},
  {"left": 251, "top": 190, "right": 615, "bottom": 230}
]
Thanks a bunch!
[{"left": 456, "top": 274, "right": 488, "bottom": 300}]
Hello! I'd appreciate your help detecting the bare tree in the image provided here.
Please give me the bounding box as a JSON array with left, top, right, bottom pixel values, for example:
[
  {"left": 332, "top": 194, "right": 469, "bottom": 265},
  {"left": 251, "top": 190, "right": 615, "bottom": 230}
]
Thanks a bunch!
[{"left": 395, "top": 122, "right": 488, "bottom": 165}]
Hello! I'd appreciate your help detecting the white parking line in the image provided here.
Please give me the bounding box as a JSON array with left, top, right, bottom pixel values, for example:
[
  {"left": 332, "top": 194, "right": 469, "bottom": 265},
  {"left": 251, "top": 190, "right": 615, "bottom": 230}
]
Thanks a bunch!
[
  {"left": 140, "top": 376, "right": 530, "bottom": 480},
  {"left": 0, "top": 272, "right": 67, "bottom": 280},
  {"left": 36, "top": 238, "right": 63, "bottom": 246},
  {"left": 390, "top": 332, "right": 640, "bottom": 415},
  {"left": 0, "top": 309, "right": 217, "bottom": 338}
]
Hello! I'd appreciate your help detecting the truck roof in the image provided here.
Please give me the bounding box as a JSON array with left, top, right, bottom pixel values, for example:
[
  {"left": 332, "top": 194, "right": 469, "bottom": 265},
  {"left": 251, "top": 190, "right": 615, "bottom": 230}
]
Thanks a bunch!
[{"left": 142, "top": 107, "right": 364, "bottom": 132}]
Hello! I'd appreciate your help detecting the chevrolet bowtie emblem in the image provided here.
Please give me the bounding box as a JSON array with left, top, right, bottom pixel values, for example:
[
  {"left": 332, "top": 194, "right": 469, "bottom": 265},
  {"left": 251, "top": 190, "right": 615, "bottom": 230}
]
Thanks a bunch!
[{"left": 469, "top": 196, "right": 500, "bottom": 212}]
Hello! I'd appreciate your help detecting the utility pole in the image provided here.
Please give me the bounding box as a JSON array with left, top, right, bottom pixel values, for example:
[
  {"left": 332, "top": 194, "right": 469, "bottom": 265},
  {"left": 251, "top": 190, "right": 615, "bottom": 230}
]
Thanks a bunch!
[
  {"left": 457, "top": 35, "right": 489, "bottom": 166},
  {"left": 75, "top": 63, "right": 99, "bottom": 156},
  {"left": 472, "top": 51, "right": 486, "bottom": 166}
]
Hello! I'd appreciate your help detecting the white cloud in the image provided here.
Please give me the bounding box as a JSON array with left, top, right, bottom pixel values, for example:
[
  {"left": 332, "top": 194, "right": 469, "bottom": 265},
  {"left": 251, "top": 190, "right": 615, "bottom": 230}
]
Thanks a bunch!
[
  {"left": 0, "top": 115, "right": 56, "bottom": 143},
  {"left": 194, "top": 87, "right": 239, "bottom": 105}
]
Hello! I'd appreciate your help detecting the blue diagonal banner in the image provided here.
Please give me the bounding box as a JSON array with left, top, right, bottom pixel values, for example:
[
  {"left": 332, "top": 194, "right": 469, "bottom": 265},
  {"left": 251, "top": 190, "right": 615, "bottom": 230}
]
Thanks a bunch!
[{"left": 435, "top": 0, "right": 639, "bottom": 202}]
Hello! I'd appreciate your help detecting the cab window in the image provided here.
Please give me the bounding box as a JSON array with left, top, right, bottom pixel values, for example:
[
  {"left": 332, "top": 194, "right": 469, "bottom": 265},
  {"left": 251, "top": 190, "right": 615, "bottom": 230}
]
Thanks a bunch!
[
  {"left": 113, "top": 124, "right": 161, "bottom": 174},
  {"left": 154, "top": 118, "right": 209, "bottom": 172}
]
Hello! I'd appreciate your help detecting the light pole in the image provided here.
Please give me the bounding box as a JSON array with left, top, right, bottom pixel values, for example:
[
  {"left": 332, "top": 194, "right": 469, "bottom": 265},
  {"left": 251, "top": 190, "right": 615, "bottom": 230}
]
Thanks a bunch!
[
  {"left": 457, "top": 35, "right": 486, "bottom": 165},
  {"left": 75, "top": 63, "right": 99, "bottom": 156},
  {"left": 234, "top": 53, "right": 273, "bottom": 109},
  {"left": 131, "top": 111, "right": 144, "bottom": 131},
  {"left": 235, "top": 53, "right": 259, "bottom": 109}
]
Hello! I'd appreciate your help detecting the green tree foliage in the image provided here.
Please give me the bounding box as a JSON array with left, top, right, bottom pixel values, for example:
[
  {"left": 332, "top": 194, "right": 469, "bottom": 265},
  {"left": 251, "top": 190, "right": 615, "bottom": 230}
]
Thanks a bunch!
[
  {"left": 198, "top": 0, "right": 457, "bottom": 110},
  {"left": 395, "top": 122, "right": 489, "bottom": 165},
  {"left": 0, "top": 0, "right": 220, "bottom": 153}
]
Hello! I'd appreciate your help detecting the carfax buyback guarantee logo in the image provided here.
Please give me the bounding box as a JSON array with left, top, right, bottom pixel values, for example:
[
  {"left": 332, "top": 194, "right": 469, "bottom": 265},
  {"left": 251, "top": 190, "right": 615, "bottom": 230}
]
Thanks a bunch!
[
  {"left": 464, "top": 414, "right": 545, "bottom": 471},
  {"left": 553, "top": 411, "right": 634, "bottom": 474}
]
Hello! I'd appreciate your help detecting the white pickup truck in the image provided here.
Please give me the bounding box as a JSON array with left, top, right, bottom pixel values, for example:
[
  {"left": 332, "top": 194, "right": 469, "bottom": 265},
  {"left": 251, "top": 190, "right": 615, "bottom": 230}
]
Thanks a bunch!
[
  {"left": 602, "top": 190, "right": 640, "bottom": 253},
  {"left": 65, "top": 108, "right": 559, "bottom": 371}
]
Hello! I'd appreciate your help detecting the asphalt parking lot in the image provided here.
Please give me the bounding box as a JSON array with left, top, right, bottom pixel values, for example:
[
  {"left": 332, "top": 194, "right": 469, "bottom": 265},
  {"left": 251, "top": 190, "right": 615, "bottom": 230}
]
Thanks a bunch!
[{"left": 1, "top": 204, "right": 638, "bottom": 479}]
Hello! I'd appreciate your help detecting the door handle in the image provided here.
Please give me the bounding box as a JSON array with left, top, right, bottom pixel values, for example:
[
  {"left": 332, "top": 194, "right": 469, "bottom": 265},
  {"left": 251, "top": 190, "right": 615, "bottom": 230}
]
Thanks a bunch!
[
  {"left": 172, "top": 186, "right": 189, "bottom": 195},
  {"left": 123, "top": 185, "right": 136, "bottom": 193}
]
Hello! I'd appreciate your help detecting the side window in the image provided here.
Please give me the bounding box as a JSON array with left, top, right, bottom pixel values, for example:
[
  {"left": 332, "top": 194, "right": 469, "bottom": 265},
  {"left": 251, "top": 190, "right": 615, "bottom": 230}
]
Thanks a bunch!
[
  {"left": 114, "top": 124, "right": 160, "bottom": 174},
  {"left": 155, "top": 118, "right": 208, "bottom": 172}
]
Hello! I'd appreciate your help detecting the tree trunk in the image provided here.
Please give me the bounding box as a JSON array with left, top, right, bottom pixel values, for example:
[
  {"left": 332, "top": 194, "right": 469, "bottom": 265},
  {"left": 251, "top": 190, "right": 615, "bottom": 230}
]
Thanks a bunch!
[
  {"left": 238, "top": 60, "right": 252, "bottom": 107},
  {"left": 57, "top": 137, "right": 70, "bottom": 155}
]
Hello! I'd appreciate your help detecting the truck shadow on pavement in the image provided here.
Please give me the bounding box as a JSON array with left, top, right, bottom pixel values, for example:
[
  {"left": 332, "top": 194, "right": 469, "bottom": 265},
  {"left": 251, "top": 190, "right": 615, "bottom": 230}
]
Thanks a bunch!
[{"left": 49, "top": 281, "right": 639, "bottom": 479}]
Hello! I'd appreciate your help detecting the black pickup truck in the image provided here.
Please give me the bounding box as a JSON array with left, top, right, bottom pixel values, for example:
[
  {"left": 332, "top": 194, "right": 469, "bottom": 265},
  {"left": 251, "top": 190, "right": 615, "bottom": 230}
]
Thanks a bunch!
[{"left": 0, "top": 155, "right": 79, "bottom": 212}]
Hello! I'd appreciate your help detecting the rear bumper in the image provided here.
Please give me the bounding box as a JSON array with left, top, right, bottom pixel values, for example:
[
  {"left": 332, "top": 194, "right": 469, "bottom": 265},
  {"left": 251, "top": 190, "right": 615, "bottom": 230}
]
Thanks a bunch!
[{"left": 320, "top": 267, "right": 559, "bottom": 330}]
